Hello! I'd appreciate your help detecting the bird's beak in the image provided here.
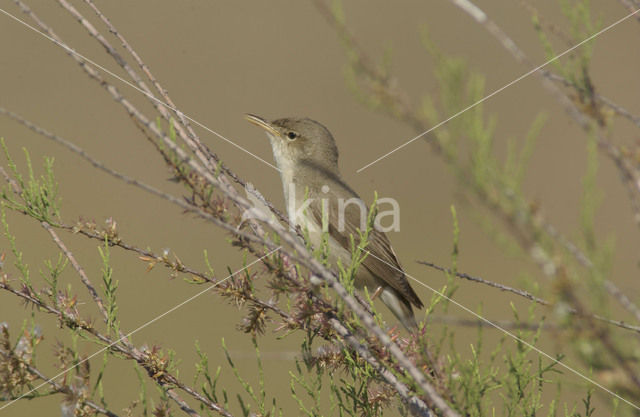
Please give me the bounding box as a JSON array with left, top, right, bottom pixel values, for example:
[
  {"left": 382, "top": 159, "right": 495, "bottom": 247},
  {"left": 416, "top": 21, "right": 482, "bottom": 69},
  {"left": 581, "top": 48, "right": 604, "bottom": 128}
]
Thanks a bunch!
[{"left": 244, "top": 114, "right": 280, "bottom": 138}]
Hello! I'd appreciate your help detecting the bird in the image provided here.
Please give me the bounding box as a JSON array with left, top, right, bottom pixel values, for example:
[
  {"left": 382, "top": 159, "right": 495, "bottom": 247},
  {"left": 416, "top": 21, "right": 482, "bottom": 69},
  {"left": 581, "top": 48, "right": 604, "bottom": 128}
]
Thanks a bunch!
[{"left": 245, "top": 114, "right": 423, "bottom": 330}]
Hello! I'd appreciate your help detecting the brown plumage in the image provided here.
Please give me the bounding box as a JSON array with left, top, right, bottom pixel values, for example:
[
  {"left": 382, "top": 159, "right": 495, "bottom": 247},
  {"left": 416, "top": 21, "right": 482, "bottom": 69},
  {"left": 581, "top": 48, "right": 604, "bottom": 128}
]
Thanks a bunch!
[{"left": 245, "top": 114, "right": 423, "bottom": 329}]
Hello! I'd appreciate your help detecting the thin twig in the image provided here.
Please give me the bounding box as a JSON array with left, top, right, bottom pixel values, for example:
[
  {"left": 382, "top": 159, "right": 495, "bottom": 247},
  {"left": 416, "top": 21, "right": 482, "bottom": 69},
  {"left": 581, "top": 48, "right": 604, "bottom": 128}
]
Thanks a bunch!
[
  {"left": 449, "top": 0, "right": 640, "bottom": 228},
  {"left": 0, "top": 278, "right": 234, "bottom": 417},
  {"left": 542, "top": 221, "right": 640, "bottom": 324},
  {"left": 418, "top": 260, "right": 547, "bottom": 304},
  {"left": 0, "top": 107, "right": 266, "bottom": 248},
  {"left": 8, "top": 3, "right": 459, "bottom": 414},
  {"left": 0, "top": 5, "right": 446, "bottom": 410},
  {"left": 563, "top": 283, "right": 640, "bottom": 390},
  {"left": 545, "top": 71, "right": 640, "bottom": 129},
  {"left": 0, "top": 349, "right": 121, "bottom": 417},
  {"left": 328, "top": 315, "right": 433, "bottom": 417},
  {"left": 617, "top": 0, "right": 640, "bottom": 23},
  {"left": 41, "top": 222, "right": 110, "bottom": 321},
  {"left": 417, "top": 260, "right": 640, "bottom": 334},
  {"left": 71, "top": 0, "right": 291, "bottom": 228},
  {"left": 447, "top": 0, "right": 640, "bottom": 330},
  {"left": 427, "top": 315, "right": 557, "bottom": 331}
]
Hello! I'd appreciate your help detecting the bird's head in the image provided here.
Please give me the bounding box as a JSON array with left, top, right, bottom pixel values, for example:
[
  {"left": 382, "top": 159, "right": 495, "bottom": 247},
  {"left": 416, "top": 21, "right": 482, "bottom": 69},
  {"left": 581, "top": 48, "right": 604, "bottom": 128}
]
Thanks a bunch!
[{"left": 245, "top": 114, "right": 339, "bottom": 172}]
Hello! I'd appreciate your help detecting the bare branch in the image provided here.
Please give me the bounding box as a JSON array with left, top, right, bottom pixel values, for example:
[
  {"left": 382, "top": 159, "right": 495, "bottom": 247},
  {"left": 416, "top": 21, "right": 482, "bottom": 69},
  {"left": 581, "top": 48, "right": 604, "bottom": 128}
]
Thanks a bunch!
[
  {"left": 2, "top": 5, "right": 454, "bottom": 413},
  {"left": 40, "top": 221, "right": 122, "bottom": 335},
  {"left": 0, "top": 278, "right": 233, "bottom": 416},
  {"left": 449, "top": 0, "right": 640, "bottom": 228},
  {"left": 417, "top": 259, "right": 640, "bottom": 334},
  {"left": 544, "top": 71, "right": 640, "bottom": 129},
  {"left": 617, "top": 0, "right": 640, "bottom": 23},
  {"left": 0, "top": 349, "right": 121, "bottom": 417}
]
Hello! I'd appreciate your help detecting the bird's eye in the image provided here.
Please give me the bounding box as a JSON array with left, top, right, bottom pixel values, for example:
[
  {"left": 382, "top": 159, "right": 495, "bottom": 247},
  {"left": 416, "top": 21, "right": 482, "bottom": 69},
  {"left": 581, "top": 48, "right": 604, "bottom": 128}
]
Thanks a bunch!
[{"left": 286, "top": 131, "right": 297, "bottom": 140}]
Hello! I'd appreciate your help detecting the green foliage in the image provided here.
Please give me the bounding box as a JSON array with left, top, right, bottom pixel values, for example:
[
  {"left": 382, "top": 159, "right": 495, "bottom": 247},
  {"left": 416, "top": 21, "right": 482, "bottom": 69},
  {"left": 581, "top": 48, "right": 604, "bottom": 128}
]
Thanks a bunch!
[
  {"left": 289, "top": 357, "right": 324, "bottom": 416},
  {"left": 324, "top": 10, "right": 626, "bottom": 409},
  {"left": 2, "top": 1, "right": 638, "bottom": 416},
  {"left": 339, "top": 194, "right": 379, "bottom": 293},
  {"left": 221, "top": 337, "right": 280, "bottom": 417},
  {"left": 0, "top": 318, "right": 43, "bottom": 400},
  {"left": 1, "top": 207, "right": 33, "bottom": 290},
  {"left": 40, "top": 252, "right": 67, "bottom": 307},
  {"left": 194, "top": 340, "right": 227, "bottom": 411},
  {"left": 559, "top": 0, "right": 601, "bottom": 74},
  {"left": 500, "top": 307, "right": 555, "bottom": 416},
  {"left": 98, "top": 239, "right": 119, "bottom": 336},
  {"left": 534, "top": 0, "right": 604, "bottom": 123},
  {"left": 418, "top": 28, "right": 549, "bottom": 265},
  {"left": 289, "top": 331, "right": 389, "bottom": 417},
  {"left": 0, "top": 139, "right": 60, "bottom": 223},
  {"left": 0, "top": 140, "right": 64, "bottom": 300},
  {"left": 503, "top": 113, "right": 547, "bottom": 193},
  {"left": 133, "top": 364, "right": 149, "bottom": 416}
]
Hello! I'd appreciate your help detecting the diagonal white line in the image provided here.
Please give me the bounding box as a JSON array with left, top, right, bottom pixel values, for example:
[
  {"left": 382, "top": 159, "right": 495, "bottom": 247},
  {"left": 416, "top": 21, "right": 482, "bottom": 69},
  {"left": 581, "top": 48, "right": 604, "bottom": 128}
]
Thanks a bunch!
[
  {"left": 0, "top": 247, "right": 281, "bottom": 412},
  {"left": 0, "top": 7, "right": 280, "bottom": 172},
  {"left": 3, "top": 1, "right": 638, "bottom": 410},
  {"left": 357, "top": 247, "right": 640, "bottom": 412},
  {"left": 356, "top": 7, "right": 640, "bottom": 173}
]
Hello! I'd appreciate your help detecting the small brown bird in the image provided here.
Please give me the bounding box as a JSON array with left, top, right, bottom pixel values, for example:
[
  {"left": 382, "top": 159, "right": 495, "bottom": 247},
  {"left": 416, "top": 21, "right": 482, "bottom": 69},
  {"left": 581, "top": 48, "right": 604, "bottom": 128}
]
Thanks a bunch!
[{"left": 245, "top": 114, "right": 423, "bottom": 329}]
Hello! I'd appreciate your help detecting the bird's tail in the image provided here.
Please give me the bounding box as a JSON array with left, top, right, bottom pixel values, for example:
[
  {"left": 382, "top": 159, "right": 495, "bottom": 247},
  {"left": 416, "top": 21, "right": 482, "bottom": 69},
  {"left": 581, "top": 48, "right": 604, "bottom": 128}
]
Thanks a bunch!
[{"left": 379, "top": 287, "right": 419, "bottom": 330}]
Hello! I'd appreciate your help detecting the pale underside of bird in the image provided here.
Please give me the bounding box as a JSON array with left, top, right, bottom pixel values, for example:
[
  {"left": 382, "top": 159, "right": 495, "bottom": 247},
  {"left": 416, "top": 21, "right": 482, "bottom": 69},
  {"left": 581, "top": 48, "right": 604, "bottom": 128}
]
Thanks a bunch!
[{"left": 245, "top": 114, "right": 423, "bottom": 330}]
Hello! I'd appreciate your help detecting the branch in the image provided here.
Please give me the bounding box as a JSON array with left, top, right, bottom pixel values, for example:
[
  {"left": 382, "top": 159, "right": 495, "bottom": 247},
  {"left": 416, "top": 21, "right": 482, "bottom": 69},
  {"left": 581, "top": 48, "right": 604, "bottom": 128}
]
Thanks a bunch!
[
  {"left": 0, "top": 348, "right": 121, "bottom": 417},
  {"left": 449, "top": 0, "right": 640, "bottom": 228},
  {"left": 417, "top": 260, "right": 640, "bottom": 334},
  {"left": 617, "top": 0, "right": 640, "bottom": 23},
  {"left": 0, "top": 105, "right": 440, "bottom": 415},
  {"left": 6, "top": 3, "right": 463, "bottom": 414},
  {"left": 68, "top": 0, "right": 291, "bottom": 228},
  {"left": 41, "top": 222, "right": 110, "bottom": 325},
  {"left": 0, "top": 278, "right": 233, "bottom": 417},
  {"left": 0, "top": 107, "right": 266, "bottom": 248}
]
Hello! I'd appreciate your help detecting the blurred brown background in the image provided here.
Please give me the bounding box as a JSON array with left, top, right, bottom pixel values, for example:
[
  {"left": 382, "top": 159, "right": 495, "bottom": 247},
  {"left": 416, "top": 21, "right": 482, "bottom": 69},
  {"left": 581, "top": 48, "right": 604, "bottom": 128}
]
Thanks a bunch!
[{"left": 1, "top": 1, "right": 639, "bottom": 415}]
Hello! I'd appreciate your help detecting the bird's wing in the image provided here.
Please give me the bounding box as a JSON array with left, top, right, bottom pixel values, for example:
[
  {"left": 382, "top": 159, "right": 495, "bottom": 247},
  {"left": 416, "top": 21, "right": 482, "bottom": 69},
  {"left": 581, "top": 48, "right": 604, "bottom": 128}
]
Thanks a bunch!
[{"left": 308, "top": 190, "right": 423, "bottom": 308}]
